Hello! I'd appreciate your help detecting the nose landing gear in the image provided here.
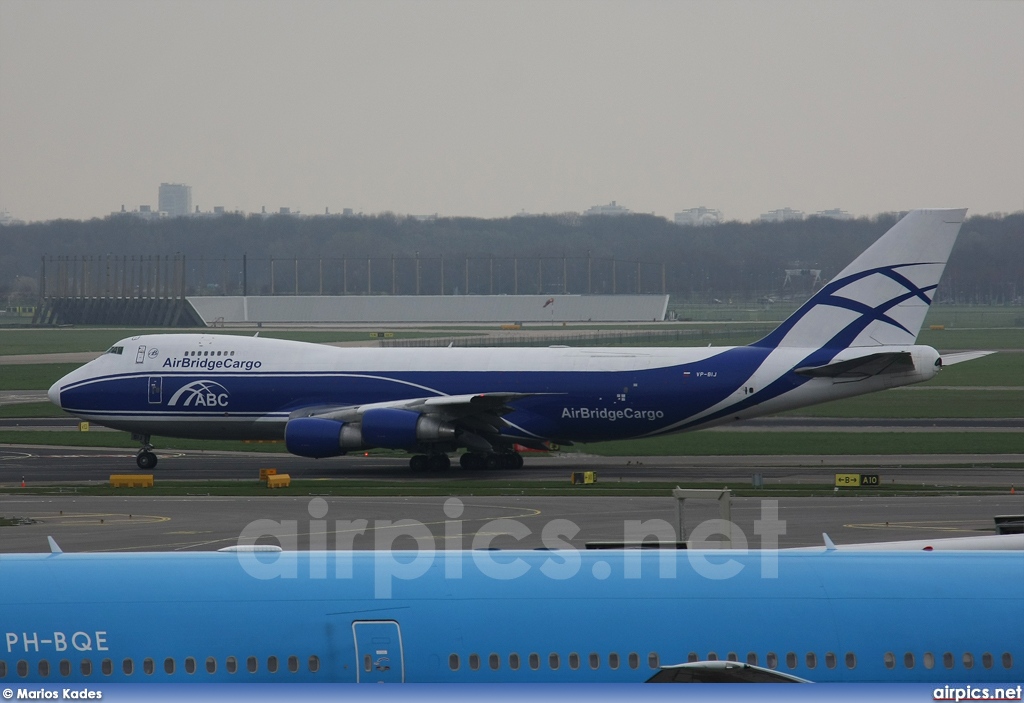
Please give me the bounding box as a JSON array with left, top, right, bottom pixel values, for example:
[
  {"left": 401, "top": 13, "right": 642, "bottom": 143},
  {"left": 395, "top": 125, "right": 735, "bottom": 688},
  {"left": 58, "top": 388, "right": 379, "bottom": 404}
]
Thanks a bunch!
[{"left": 133, "top": 434, "right": 158, "bottom": 470}]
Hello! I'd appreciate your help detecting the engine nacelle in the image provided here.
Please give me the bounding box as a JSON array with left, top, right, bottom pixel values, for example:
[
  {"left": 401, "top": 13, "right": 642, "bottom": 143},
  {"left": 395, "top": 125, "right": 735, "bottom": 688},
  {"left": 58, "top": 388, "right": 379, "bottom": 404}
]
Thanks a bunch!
[
  {"left": 285, "top": 410, "right": 456, "bottom": 457},
  {"left": 361, "top": 408, "right": 456, "bottom": 449},
  {"left": 285, "top": 417, "right": 351, "bottom": 459}
]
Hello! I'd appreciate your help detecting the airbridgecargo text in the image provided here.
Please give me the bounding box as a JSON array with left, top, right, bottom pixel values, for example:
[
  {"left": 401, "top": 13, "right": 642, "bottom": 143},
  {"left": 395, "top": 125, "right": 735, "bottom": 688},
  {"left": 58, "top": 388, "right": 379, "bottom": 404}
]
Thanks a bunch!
[
  {"left": 162, "top": 357, "right": 261, "bottom": 371},
  {"left": 562, "top": 407, "right": 665, "bottom": 421}
]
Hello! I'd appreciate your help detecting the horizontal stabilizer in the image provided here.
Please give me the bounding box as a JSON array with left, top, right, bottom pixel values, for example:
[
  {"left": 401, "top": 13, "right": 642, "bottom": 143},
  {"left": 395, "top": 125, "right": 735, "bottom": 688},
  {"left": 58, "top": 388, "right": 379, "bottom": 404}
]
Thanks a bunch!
[
  {"left": 795, "top": 351, "right": 915, "bottom": 380},
  {"left": 941, "top": 351, "right": 995, "bottom": 366}
]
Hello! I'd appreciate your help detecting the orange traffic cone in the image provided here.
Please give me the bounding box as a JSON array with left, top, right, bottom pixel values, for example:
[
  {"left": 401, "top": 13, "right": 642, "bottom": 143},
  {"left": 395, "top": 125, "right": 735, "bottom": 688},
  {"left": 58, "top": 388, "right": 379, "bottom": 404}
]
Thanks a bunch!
[{"left": 1012, "top": 485, "right": 1016, "bottom": 495}]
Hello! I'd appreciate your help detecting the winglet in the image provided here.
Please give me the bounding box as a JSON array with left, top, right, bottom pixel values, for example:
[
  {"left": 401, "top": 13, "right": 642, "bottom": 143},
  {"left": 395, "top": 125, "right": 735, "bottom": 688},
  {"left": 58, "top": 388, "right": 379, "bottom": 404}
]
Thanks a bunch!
[
  {"left": 822, "top": 533, "right": 837, "bottom": 551},
  {"left": 47, "top": 536, "right": 63, "bottom": 554}
]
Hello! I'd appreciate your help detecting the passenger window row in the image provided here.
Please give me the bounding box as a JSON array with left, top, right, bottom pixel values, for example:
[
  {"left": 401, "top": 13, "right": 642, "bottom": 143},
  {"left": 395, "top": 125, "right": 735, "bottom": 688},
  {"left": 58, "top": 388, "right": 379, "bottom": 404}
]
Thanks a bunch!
[
  {"left": 448, "top": 649, "right": 1015, "bottom": 674},
  {"left": 883, "top": 651, "right": 1013, "bottom": 671},
  {"left": 449, "top": 651, "right": 661, "bottom": 671},
  {"left": 184, "top": 350, "right": 235, "bottom": 357},
  {"left": 0, "top": 655, "right": 321, "bottom": 678}
]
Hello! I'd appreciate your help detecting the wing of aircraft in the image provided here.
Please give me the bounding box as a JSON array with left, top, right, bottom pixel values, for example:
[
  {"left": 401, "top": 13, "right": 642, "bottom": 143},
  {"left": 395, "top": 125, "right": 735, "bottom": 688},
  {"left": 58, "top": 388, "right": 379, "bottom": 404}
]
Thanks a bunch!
[{"left": 284, "top": 392, "right": 553, "bottom": 469}]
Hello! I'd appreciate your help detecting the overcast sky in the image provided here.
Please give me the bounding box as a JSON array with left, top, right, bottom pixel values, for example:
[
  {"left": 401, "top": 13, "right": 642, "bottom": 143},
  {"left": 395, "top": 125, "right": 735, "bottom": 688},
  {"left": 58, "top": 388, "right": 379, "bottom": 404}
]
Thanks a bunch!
[{"left": 1, "top": 0, "right": 1021, "bottom": 223}]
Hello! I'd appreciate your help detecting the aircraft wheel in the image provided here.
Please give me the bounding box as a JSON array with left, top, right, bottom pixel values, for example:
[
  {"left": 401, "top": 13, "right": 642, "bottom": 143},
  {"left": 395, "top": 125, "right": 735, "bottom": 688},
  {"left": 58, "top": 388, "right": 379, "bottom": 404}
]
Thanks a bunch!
[
  {"left": 409, "top": 455, "right": 428, "bottom": 471},
  {"left": 428, "top": 454, "right": 451, "bottom": 471},
  {"left": 485, "top": 454, "right": 503, "bottom": 471},
  {"left": 136, "top": 451, "right": 157, "bottom": 470},
  {"left": 509, "top": 453, "right": 524, "bottom": 470}
]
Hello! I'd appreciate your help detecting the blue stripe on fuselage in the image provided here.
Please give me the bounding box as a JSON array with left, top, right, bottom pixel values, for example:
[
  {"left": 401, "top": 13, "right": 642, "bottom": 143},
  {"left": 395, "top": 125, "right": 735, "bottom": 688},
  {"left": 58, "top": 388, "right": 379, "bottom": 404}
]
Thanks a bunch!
[{"left": 58, "top": 346, "right": 774, "bottom": 443}]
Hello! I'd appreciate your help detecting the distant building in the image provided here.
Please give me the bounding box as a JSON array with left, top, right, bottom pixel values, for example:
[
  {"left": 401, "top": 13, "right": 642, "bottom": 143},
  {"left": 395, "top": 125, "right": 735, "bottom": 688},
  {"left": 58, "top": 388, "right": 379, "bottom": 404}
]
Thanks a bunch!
[
  {"left": 758, "top": 208, "right": 804, "bottom": 223},
  {"left": 583, "top": 201, "right": 631, "bottom": 217},
  {"left": 158, "top": 183, "right": 192, "bottom": 218},
  {"left": 812, "top": 208, "right": 853, "bottom": 221},
  {"left": 111, "top": 204, "right": 166, "bottom": 221},
  {"left": 674, "top": 207, "right": 722, "bottom": 226}
]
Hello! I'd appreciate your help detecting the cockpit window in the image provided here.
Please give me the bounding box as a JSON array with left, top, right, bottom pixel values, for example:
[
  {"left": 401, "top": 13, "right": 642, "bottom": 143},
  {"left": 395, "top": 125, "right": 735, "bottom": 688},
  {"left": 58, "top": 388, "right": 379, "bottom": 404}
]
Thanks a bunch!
[{"left": 106, "top": 346, "right": 124, "bottom": 355}]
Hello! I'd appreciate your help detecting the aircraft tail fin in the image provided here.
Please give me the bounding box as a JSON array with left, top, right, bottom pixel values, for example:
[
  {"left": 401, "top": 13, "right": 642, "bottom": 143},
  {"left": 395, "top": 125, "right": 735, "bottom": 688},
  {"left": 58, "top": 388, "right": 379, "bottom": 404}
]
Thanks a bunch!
[{"left": 753, "top": 208, "right": 967, "bottom": 350}]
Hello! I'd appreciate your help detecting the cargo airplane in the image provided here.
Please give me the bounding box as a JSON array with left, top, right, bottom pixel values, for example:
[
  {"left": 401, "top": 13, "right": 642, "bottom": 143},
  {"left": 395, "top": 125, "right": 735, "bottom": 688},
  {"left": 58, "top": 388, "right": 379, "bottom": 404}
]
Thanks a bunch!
[{"left": 48, "top": 209, "right": 988, "bottom": 471}]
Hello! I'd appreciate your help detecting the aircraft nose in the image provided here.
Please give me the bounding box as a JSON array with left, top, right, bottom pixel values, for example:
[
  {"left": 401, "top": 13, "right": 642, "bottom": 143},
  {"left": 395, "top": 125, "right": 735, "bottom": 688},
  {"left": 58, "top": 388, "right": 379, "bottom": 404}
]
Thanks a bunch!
[{"left": 47, "top": 377, "right": 63, "bottom": 407}]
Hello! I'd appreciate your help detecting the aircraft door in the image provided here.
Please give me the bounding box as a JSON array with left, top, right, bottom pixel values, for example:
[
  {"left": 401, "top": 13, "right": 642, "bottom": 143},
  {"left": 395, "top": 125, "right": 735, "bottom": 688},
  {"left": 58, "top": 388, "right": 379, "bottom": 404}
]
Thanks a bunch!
[
  {"left": 148, "top": 377, "right": 162, "bottom": 404},
  {"left": 352, "top": 620, "right": 404, "bottom": 683}
]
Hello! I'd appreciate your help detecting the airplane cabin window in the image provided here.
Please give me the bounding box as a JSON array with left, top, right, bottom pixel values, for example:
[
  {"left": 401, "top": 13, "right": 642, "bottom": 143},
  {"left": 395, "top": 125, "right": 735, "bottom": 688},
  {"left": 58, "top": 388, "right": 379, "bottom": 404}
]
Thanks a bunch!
[
  {"left": 448, "top": 654, "right": 459, "bottom": 671},
  {"left": 164, "top": 658, "right": 175, "bottom": 675},
  {"left": 267, "top": 656, "right": 278, "bottom": 674},
  {"left": 184, "top": 657, "right": 196, "bottom": 675},
  {"left": 529, "top": 653, "right": 539, "bottom": 670},
  {"left": 943, "top": 652, "right": 954, "bottom": 669},
  {"left": 549, "top": 653, "right": 560, "bottom": 670},
  {"left": 688, "top": 652, "right": 699, "bottom": 663},
  {"left": 38, "top": 660, "right": 50, "bottom": 677},
  {"left": 226, "top": 657, "right": 237, "bottom": 674},
  {"left": 648, "top": 653, "right": 659, "bottom": 669},
  {"left": 247, "top": 656, "right": 258, "bottom": 674},
  {"left": 1003, "top": 653, "right": 1013, "bottom": 669},
  {"left": 628, "top": 652, "right": 639, "bottom": 669},
  {"left": 569, "top": 653, "right": 580, "bottom": 670},
  {"left": 122, "top": 658, "right": 133, "bottom": 675},
  {"left": 608, "top": 653, "right": 619, "bottom": 670},
  {"left": 726, "top": 652, "right": 738, "bottom": 662},
  {"left": 746, "top": 652, "right": 758, "bottom": 666},
  {"left": 904, "top": 652, "right": 915, "bottom": 669},
  {"left": 845, "top": 652, "right": 856, "bottom": 669},
  {"left": 707, "top": 652, "right": 718, "bottom": 661},
  {"left": 963, "top": 653, "right": 974, "bottom": 669},
  {"left": 469, "top": 654, "right": 480, "bottom": 671},
  {"left": 509, "top": 653, "right": 520, "bottom": 670},
  {"left": 766, "top": 652, "right": 778, "bottom": 669},
  {"left": 59, "top": 660, "right": 70, "bottom": 677},
  {"left": 206, "top": 657, "right": 217, "bottom": 674},
  {"left": 924, "top": 652, "right": 935, "bottom": 669},
  {"left": 100, "top": 659, "right": 112, "bottom": 676},
  {"left": 144, "top": 658, "right": 155, "bottom": 675},
  {"left": 589, "top": 653, "right": 600, "bottom": 670},
  {"left": 825, "top": 652, "right": 837, "bottom": 669},
  {"left": 288, "top": 656, "right": 299, "bottom": 673},
  {"left": 17, "top": 661, "right": 27, "bottom": 677},
  {"left": 81, "top": 659, "right": 92, "bottom": 676},
  {"left": 982, "top": 652, "right": 993, "bottom": 669},
  {"left": 489, "top": 654, "right": 499, "bottom": 670},
  {"left": 806, "top": 652, "right": 817, "bottom": 669},
  {"left": 307, "top": 655, "right": 320, "bottom": 673},
  {"left": 786, "top": 652, "right": 797, "bottom": 670},
  {"left": 0, "top": 660, "right": 6, "bottom": 677},
  {"left": 884, "top": 652, "right": 896, "bottom": 669}
]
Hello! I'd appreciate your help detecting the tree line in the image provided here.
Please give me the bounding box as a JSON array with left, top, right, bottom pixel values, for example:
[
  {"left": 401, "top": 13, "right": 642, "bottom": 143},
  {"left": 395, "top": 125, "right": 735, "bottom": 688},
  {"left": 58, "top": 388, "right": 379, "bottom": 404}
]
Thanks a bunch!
[{"left": 1, "top": 211, "right": 1021, "bottom": 304}]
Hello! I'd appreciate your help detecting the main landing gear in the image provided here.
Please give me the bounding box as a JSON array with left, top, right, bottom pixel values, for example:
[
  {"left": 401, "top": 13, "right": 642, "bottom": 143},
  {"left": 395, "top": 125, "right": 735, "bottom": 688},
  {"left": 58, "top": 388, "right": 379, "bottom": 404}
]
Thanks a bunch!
[{"left": 133, "top": 434, "right": 158, "bottom": 470}]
